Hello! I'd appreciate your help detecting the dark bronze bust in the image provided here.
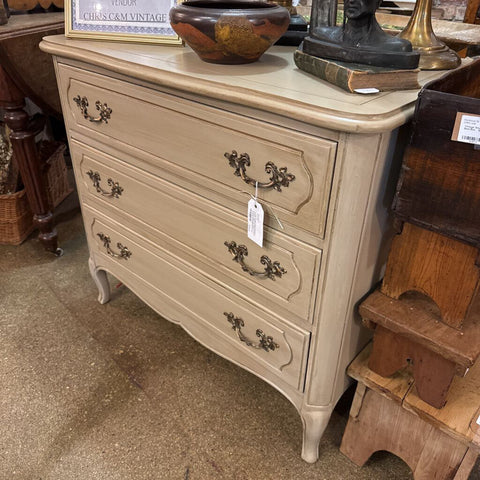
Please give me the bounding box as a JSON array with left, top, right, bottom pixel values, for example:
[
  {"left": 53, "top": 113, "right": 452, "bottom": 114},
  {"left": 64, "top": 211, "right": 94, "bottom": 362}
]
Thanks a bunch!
[{"left": 302, "top": 0, "right": 420, "bottom": 69}]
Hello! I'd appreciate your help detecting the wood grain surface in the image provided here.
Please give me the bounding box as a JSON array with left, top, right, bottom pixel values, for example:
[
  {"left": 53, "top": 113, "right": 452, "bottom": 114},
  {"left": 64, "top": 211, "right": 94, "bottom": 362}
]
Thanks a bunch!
[
  {"left": 359, "top": 289, "right": 480, "bottom": 369},
  {"left": 393, "top": 60, "right": 480, "bottom": 247},
  {"left": 381, "top": 223, "right": 480, "bottom": 329}
]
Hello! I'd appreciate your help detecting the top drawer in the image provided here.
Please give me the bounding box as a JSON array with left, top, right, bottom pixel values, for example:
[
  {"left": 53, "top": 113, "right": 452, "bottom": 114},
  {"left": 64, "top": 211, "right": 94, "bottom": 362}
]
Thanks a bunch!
[{"left": 56, "top": 63, "right": 337, "bottom": 238}]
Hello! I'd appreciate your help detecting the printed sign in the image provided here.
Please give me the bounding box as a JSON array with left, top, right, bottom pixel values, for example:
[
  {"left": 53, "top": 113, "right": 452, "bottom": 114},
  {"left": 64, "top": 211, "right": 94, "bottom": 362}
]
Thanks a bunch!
[{"left": 66, "top": 0, "right": 181, "bottom": 44}]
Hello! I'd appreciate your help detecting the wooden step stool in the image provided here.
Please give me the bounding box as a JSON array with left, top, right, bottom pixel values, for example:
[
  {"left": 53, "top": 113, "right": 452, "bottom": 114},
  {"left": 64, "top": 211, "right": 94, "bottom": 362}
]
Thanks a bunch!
[
  {"left": 381, "top": 222, "right": 480, "bottom": 330},
  {"left": 360, "top": 288, "right": 480, "bottom": 409},
  {"left": 340, "top": 344, "right": 480, "bottom": 480}
]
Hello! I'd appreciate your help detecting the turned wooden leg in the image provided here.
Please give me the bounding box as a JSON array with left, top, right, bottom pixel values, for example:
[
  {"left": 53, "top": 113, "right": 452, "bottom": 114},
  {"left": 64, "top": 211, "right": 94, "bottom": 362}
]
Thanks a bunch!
[
  {"left": 300, "top": 406, "right": 333, "bottom": 463},
  {"left": 89, "top": 257, "right": 110, "bottom": 304},
  {"left": 369, "top": 326, "right": 457, "bottom": 409},
  {"left": 0, "top": 66, "right": 59, "bottom": 254},
  {"left": 381, "top": 222, "right": 480, "bottom": 329}
]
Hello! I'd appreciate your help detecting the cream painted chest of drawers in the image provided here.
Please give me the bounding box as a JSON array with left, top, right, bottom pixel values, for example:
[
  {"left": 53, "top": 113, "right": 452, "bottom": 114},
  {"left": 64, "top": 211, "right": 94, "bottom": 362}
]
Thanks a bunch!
[{"left": 41, "top": 35, "right": 442, "bottom": 462}]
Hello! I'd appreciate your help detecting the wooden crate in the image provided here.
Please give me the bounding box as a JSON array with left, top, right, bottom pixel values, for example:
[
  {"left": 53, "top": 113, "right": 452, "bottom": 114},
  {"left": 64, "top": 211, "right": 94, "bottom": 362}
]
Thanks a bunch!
[{"left": 393, "top": 58, "right": 480, "bottom": 247}]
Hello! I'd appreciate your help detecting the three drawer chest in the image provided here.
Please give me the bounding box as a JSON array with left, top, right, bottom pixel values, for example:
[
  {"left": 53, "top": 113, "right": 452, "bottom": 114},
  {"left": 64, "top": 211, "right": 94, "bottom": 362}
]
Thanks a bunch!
[{"left": 41, "top": 35, "right": 443, "bottom": 462}]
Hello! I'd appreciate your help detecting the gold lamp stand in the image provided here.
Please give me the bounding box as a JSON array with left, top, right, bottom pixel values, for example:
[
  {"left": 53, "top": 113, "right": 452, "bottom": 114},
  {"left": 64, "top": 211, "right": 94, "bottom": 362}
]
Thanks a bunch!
[{"left": 398, "top": 0, "right": 461, "bottom": 70}]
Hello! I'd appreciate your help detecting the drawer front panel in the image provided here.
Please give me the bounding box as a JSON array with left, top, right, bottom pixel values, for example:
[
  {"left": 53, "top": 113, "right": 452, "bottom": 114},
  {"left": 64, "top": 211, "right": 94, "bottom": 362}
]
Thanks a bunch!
[
  {"left": 57, "top": 63, "right": 337, "bottom": 237},
  {"left": 84, "top": 206, "right": 310, "bottom": 391},
  {"left": 72, "top": 140, "right": 321, "bottom": 323}
]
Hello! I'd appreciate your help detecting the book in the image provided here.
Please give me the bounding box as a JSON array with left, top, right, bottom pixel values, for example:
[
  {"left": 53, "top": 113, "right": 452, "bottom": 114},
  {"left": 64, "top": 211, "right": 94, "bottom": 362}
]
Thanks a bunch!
[{"left": 294, "top": 48, "right": 420, "bottom": 94}]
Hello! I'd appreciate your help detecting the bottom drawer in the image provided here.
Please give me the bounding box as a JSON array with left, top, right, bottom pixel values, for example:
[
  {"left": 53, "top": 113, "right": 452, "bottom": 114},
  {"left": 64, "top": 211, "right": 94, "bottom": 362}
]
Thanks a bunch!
[{"left": 83, "top": 205, "right": 310, "bottom": 391}]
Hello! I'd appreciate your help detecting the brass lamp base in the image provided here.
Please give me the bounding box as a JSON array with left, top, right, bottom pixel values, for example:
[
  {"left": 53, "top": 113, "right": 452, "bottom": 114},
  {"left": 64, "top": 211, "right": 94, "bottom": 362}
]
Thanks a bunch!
[
  {"left": 413, "top": 44, "right": 461, "bottom": 70},
  {"left": 398, "top": 0, "right": 460, "bottom": 70},
  {"left": 399, "top": 25, "right": 460, "bottom": 70}
]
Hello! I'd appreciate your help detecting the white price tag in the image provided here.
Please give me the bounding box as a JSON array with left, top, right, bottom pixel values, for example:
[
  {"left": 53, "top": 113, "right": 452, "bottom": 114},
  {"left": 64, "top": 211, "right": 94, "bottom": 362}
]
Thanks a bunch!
[
  {"left": 354, "top": 87, "right": 380, "bottom": 94},
  {"left": 247, "top": 198, "right": 264, "bottom": 247},
  {"left": 477, "top": 415, "right": 480, "bottom": 426},
  {"left": 451, "top": 112, "right": 480, "bottom": 145}
]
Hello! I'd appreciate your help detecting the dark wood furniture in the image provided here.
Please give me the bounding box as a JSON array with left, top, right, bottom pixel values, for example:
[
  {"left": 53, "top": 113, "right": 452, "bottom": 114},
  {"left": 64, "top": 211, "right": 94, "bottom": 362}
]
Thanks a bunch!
[
  {"left": 393, "top": 59, "right": 480, "bottom": 249},
  {"left": 359, "top": 59, "right": 480, "bottom": 409},
  {"left": 0, "top": 12, "right": 64, "bottom": 253},
  {"left": 465, "top": 0, "right": 480, "bottom": 24}
]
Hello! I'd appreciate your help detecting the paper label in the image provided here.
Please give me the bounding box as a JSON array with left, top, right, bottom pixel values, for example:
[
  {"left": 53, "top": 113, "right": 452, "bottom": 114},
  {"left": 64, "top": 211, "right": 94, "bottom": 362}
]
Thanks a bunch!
[
  {"left": 451, "top": 112, "right": 480, "bottom": 145},
  {"left": 354, "top": 88, "right": 380, "bottom": 94},
  {"left": 247, "top": 198, "right": 264, "bottom": 247}
]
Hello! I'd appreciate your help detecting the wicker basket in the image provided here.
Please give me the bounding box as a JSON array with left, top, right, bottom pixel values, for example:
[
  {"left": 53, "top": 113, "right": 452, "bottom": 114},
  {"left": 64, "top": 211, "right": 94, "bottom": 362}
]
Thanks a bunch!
[
  {"left": 0, "top": 141, "right": 72, "bottom": 245},
  {"left": 0, "top": 189, "right": 35, "bottom": 245},
  {"left": 40, "top": 141, "right": 73, "bottom": 209}
]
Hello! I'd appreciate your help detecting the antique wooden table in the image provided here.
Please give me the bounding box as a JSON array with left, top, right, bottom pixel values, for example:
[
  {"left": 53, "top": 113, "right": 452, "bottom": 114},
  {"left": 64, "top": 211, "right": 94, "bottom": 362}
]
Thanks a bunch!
[{"left": 0, "top": 12, "right": 64, "bottom": 253}]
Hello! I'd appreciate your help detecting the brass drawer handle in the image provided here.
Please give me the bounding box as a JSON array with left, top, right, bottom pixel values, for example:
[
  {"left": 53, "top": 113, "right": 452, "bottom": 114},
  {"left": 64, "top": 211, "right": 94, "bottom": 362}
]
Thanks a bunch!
[
  {"left": 87, "top": 170, "right": 124, "bottom": 198},
  {"left": 225, "top": 150, "right": 295, "bottom": 192},
  {"left": 97, "top": 233, "right": 131, "bottom": 259},
  {"left": 224, "top": 241, "right": 286, "bottom": 280},
  {"left": 224, "top": 312, "right": 279, "bottom": 352},
  {"left": 73, "top": 95, "right": 112, "bottom": 124}
]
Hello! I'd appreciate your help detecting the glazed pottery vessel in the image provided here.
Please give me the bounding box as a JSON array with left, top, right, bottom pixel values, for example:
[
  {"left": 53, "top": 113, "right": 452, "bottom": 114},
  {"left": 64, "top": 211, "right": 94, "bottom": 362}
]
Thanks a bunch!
[{"left": 169, "top": 0, "right": 290, "bottom": 64}]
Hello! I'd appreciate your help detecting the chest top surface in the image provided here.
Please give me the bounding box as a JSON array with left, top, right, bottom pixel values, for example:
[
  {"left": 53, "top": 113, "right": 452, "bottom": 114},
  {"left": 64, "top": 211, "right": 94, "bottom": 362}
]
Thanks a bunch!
[{"left": 40, "top": 34, "right": 452, "bottom": 133}]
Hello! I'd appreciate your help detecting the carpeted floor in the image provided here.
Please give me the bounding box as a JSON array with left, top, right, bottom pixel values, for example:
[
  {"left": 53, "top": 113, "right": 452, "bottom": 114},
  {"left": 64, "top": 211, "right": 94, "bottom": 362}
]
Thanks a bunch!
[{"left": 1, "top": 201, "right": 477, "bottom": 479}]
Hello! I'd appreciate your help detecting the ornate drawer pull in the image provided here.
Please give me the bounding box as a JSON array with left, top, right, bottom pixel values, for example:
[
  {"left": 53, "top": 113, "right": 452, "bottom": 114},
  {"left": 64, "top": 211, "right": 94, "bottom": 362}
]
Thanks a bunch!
[
  {"left": 73, "top": 95, "right": 112, "bottom": 124},
  {"left": 86, "top": 170, "right": 124, "bottom": 198},
  {"left": 224, "top": 312, "right": 279, "bottom": 352},
  {"left": 97, "top": 233, "right": 131, "bottom": 259},
  {"left": 224, "top": 150, "right": 295, "bottom": 192},
  {"left": 224, "top": 241, "right": 286, "bottom": 280}
]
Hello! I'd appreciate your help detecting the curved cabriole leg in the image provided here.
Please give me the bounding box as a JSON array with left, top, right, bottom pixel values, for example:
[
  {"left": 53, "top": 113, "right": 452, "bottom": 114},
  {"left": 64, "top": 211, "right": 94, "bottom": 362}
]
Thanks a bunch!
[
  {"left": 300, "top": 406, "right": 333, "bottom": 463},
  {"left": 88, "top": 257, "right": 110, "bottom": 304}
]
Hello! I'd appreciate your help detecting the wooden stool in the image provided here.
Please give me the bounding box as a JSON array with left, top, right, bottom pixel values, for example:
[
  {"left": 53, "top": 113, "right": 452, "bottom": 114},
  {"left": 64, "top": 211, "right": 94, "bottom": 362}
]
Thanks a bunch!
[
  {"left": 340, "top": 344, "right": 480, "bottom": 480},
  {"left": 360, "top": 290, "right": 480, "bottom": 408},
  {"left": 381, "top": 222, "right": 480, "bottom": 330}
]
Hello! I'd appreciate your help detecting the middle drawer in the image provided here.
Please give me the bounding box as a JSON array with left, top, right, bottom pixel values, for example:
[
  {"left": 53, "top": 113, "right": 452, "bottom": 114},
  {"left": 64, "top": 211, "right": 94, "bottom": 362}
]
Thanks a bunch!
[{"left": 72, "top": 140, "right": 322, "bottom": 324}]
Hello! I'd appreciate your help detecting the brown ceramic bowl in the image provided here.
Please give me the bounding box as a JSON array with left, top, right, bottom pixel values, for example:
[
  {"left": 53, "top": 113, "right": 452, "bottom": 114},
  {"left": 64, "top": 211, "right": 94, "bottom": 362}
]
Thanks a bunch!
[{"left": 169, "top": 0, "right": 290, "bottom": 64}]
